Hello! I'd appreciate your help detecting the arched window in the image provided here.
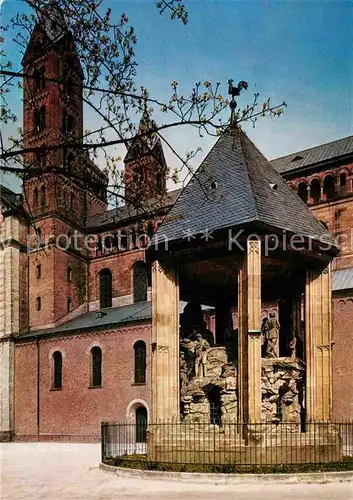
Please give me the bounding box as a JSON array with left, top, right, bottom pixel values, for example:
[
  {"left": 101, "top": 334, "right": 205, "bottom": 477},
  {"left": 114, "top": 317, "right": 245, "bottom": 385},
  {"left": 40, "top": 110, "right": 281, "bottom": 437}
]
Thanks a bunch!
[
  {"left": 63, "top": 68, "right": 74, "bottom": 95},
  {"left": 34, "top": 109, "right": 40, "bottom": 131},
  {"left": 39, "top": 66, "right": 46, "bottom": 90},
  {"left": 340, "top": 173, "right": 347, "bottom": 187},
  {"left": 36, "top": 296, "right": 41, "bottom": 311},
  {"left": 103, "top": 235, "right": 113, "bottom": 252},
  {"left": 67, "top": 297, "right": 72, "bottom": 312},
  {"left": 133, "top": 261, "right": 148, "bottom": 303},
  {"left": 34, "top": 66, "right": 45, "bottom": 91},
  {"left": 310, "top": 178, "right": 321, "bottom": 203},
  {"left": 134, "top": 341, "right": 146, "bottom": 384},
  {"left": 99, "top": 269, "right": 112, "bottom": 308},
  {"left": 63, "top": 111, "right": 74, "bottom": 135},
  {"left": 119, "top": 229, "right": 128, "bottom": 250},
  {"left": 52, "top": 351, "right": 62, "bottom": 389},
  {"left": 297, "top": 182, "right": 308, "bottom": 203},
  {"left": 67, "top": 267, "right": 72, "bottom": 282},
  {"left": 33, "top": 187, "right": 38, "bottom": 208},
  {"left": 323, "top": 175, "right": 336, "bottom": 200},
  {"left": 67, "top": 115, "right": 74, "bottom": 133},
  {"left": 34, "top": 106, "right": 46, "bottom": 131},
  {"left": 146, "top": 222, "right": 154, "bottom": 241},
  {"left": 33, "top": 69, "right": 41, "bottom": 90},
  {"left": 135, "top": 406, "right": 148, "bottom": 443},
  {"left": 40, "top": 185, "right": 46, "bottom": 211},
  {"left": 130, "top": 227, "right": 137, "bottom": 249},
  {"left": 36, "top": 264, "right": 41, "bottom": 279},
  {"left": 91, "top": 346, "right": 102, "bottom": 387}
]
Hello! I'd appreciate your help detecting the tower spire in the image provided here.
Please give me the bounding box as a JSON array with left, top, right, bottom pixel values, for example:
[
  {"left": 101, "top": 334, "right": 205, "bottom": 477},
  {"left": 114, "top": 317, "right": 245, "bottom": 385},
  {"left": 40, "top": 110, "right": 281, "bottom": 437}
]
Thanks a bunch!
[{"left": 40, "top": 0, "right": 67, "bottom": 40}]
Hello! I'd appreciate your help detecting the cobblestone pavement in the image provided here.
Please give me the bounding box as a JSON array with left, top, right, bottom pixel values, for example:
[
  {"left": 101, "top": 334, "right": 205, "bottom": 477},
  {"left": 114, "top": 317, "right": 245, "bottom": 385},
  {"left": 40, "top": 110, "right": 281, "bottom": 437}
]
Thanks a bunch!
[{"left": 1, "top": 443, "right": 352, "bottom": 500}]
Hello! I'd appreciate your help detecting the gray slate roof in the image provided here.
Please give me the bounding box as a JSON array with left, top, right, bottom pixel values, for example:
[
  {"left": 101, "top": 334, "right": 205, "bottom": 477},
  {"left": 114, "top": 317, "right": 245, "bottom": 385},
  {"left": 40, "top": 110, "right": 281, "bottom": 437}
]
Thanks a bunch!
[
  {"left": 0, "top": 185, "right": 25, "bottom": 216},
  {"left": 332, "top": 267, "right": 353, "bottom": 292},
  {"left": 270, "top": 135, "right": 353, "bottom": 175},
  {"left": 18, "top": 301, "right": 152, "bottom": 339},
  {"left": 86, "top": 189, "right": 182, "bottom": 230},
  {"left": 17, "top": 301, "right": 213, "bottom": 339},
  {"left": 152, "top": 128, "right": 337, "bottom": 249}
]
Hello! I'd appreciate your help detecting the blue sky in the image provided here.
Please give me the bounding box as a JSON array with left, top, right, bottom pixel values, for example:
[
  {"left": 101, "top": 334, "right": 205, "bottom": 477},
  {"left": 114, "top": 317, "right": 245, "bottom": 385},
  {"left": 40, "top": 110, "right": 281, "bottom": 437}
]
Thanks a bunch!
[{"left": 1, "top": 0, "right": 352, "bottom": 192}]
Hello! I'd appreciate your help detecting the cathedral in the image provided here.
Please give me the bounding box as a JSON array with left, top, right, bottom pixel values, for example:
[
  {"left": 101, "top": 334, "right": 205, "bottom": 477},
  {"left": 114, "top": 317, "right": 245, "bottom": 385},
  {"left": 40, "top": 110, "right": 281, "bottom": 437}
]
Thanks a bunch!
[{"left": 0, "top": 17, "right": 352, "bottom": 442}]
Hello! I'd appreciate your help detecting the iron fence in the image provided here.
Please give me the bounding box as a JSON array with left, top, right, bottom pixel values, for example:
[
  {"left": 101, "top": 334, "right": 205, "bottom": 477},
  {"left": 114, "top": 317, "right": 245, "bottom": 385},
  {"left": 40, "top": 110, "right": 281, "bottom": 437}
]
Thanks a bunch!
[{"left": 101, "top": 420, "right": 353, "bottom": 468}]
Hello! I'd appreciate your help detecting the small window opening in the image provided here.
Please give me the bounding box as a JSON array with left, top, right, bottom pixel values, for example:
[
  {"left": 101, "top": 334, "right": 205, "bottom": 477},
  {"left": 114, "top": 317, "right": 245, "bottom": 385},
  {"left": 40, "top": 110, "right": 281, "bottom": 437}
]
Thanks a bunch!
[{"left": 340, "top": 173, "right": 347, "bottom": 188}]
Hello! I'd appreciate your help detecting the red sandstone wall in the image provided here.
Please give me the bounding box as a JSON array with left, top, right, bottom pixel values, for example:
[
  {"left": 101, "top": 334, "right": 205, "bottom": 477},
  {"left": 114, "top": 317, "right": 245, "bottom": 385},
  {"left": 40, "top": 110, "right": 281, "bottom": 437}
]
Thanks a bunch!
[
  {"left": 287, "top": 161, "right": 353, "bottom": 271},
  {"left": 28, "top": 247, "right": 55, "bottom": 329},
  {"left": 14, "top": 342, "right": 38, "bottom": 440},
  {"left": 311, "top": 198, "right": 353, "bottom": 270},
  {"left": 332, "top": 294, "right": 353, "bottom": 420},
  {"left": 14, "top": 323, "right": 151, "bottom": 441},
  {"left": 89, "top": 249, "right": 146, "bottom": 302},
  {"left": 53, "top": 247, "right": 87, "bottom": 321}
]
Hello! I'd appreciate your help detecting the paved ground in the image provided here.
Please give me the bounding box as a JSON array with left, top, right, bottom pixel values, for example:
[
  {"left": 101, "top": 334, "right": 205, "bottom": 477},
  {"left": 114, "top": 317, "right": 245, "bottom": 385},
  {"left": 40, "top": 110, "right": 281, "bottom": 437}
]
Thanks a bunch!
[{"left": 1, "top": 443, "right": 352, "bottom": 500}]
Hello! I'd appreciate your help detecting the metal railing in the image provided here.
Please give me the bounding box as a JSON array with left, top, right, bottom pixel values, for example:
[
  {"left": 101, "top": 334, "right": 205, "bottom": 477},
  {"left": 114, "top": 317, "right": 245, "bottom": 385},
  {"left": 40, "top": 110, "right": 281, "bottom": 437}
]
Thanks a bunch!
[{"left": 101, "top": 420, "right": 353, "bottom": 468}]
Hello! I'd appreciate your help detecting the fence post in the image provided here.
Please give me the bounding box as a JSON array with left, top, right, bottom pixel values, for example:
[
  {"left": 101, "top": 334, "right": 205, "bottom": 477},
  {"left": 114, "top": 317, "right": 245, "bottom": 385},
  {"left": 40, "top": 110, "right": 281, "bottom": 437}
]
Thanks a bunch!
[{"left": 101, "top": 422, "right": 105, "bottom": 463}]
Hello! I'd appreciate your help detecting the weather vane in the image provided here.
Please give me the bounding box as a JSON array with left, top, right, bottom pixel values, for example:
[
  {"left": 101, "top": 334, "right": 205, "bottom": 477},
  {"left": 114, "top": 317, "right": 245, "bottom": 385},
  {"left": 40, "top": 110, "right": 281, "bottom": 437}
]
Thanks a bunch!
[{"left": 228, "top": 79, "right": 248, "bottom": 126}]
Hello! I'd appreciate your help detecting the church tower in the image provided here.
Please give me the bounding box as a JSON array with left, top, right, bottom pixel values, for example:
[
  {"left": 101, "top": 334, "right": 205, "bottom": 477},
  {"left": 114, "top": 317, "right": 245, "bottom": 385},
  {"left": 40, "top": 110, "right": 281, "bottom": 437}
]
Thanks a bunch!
[
  {"left": 124, "top": 115, "right": 168, "bottom": 206},
  {"left": 21, "top": 12, "right": 108, "bottom": 330}
]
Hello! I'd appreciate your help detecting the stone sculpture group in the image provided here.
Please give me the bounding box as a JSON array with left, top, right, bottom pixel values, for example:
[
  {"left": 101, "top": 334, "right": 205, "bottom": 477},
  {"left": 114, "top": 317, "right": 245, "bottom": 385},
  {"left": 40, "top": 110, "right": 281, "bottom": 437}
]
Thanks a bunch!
[{"left": 179, "top": 305, "right": 304, "bottom": 426}]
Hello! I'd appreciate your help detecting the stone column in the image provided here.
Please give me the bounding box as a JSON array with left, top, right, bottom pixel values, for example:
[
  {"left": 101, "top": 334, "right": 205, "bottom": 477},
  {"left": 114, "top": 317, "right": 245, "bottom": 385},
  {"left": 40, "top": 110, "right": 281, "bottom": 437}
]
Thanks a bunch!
[
  {"left": 247, "top": 240, "right": 262, "bottom": 423},
  {"left": 151, "top": 260, "right": 180, "bottom": 422},
  {"left": 0, "top": 214, "right": 23, "bottom": 441},
  {"left": 237, "top": 256, "right": 248, "bottom": 424},
  {"left": 238, "top": 240, "right": 262, "bottom": 424},
  {"left": 305, "top": 265, "right": 332, "bottom": 422}
]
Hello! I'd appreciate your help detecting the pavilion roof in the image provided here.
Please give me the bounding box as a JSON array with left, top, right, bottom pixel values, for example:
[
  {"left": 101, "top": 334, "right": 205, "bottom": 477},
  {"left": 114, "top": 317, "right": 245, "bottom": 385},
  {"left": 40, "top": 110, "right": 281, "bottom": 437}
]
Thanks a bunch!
[{"left": 152, "top": 127, "right": 338, "bottom": 251}]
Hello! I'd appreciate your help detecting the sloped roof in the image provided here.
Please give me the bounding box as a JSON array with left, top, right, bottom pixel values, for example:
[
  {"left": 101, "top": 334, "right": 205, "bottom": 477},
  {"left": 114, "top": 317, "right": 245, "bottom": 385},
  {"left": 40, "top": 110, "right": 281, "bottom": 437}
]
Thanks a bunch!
[
  {"left": 17, "top": 300, "right": 213, "bottom": 339},
  {"left": 332, "top": 267, "right": 353, "bottom": 292},
  {"left": 86, "top": 188, "right": 182, "bottom": 230},
  {"left": 18, "top": 301, "right": 152, "bottom": 339},
  {"left": 152, "top": 128, "right": 337, "bottom": 249},
  {"left": 270, "top": 135, "right": 353, "bottom": 175},
  {"left": 0, "top": 184, "right": 26, "bottom": 216}
]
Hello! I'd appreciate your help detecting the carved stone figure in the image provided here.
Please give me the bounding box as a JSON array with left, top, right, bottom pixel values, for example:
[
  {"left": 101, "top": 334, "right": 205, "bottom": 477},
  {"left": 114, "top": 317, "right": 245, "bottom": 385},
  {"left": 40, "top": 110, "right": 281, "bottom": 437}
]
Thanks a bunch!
[
  {"left": 202, "top": 321, "right": 215, "bottom": 346},
  {"left": 265, "top": 312, "right": 280, "bottom": 358},
  {"left": 194, "top": 334, "right": 209, "bottom": 378},
  {"left": 180, "top": 351, "right": 189, "bottom": 395},
  {"left": 280, "top": 379, "right": 301, "bottom": 427},
  {"left": 289, "top": 335, "right": 297, "bottom": 359},
  {"left": 261, "top": 317, "right": 269, "bottom": 357}
]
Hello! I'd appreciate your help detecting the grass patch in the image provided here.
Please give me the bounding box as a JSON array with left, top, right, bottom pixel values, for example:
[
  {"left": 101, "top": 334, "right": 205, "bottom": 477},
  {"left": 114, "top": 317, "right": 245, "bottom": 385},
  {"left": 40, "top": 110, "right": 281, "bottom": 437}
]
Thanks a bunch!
[{"left": 103, "top": 455, "right": 353, "bottom": 474}]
